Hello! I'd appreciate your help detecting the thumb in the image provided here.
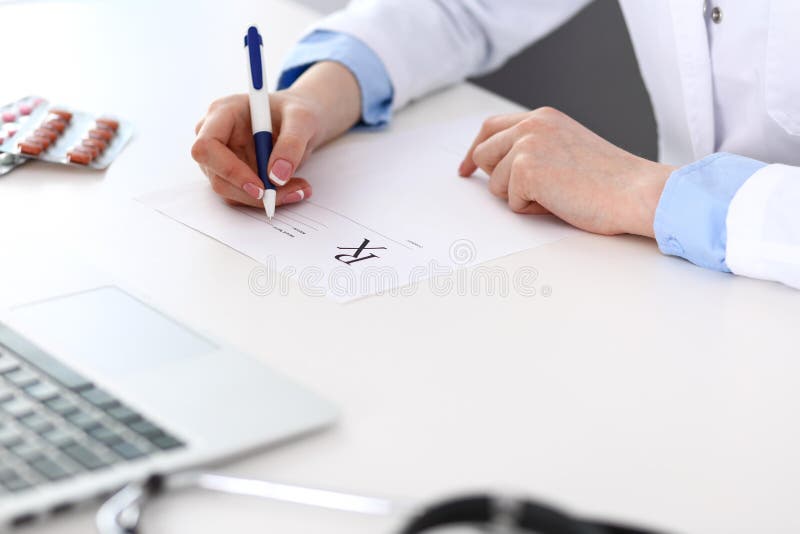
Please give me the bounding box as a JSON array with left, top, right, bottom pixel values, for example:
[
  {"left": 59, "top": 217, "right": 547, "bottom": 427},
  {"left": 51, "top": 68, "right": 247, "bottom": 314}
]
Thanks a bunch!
[{"left": 268, "top": 109, "right": 314, "bottom": 187}]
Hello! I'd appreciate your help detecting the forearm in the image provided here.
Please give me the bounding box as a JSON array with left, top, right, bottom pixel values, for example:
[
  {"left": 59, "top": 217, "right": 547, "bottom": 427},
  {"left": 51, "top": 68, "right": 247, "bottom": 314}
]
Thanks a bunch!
[{"left": 287, "top": 61, "right": 361, "bottom": 147}]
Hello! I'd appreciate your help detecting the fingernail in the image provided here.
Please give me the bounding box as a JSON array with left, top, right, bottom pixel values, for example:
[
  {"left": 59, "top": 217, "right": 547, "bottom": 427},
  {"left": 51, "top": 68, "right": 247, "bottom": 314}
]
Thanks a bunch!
[
  {"left": 269, "top": 159, "right": 292, "bottom": 186},
  {"left": 283, "top": 188, "right": 308, "bottom": 204},
  {"left": 243, "top": 182, "right": 264, "bottom": 199}
]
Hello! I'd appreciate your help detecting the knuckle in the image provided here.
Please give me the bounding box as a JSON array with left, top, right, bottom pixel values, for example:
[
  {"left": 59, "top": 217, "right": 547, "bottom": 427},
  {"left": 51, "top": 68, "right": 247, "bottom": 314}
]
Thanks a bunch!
[
  {"left": 488, "top": 175, "right": 506, "bottom": 197},
  {"left": 286, "top": 104, "right": 316, "bottom": 125},
  {"left": 218, "top": 160, "right": 238, "bottom": 181},
  {"left": 534, "top": 106, "right": 562, "bottom": 119},
  {"left": 471, "top": 141, "right": 488, "bottom": 164},
  {"left": 515, "top": 134, "right": 538, "bottom": 151},
  {"left": 532, "top": 106, "right": 564, "bottom": 127},
  {"left": 511, "top": 154, "right": 536, "bottom": 182},
  {"left": 190, "top": 137, "right": 209, "bottom": 162},
  {"left": 276, "top": 131, "right": 307, "bottom": 156},
  {"left": 210, "top": 178, "right": 227, "bottom": 196},
  {"left": 481, "top": 114, "right": 503, "bottom": 133},
  {"left": 208, "top": 96, "right": 229, "bottom": 112},
  {"left": 511, "top": 152, "right": 533, "bottom": 172},
  {"left": 518, "top": 116, "right": 543, "bottom": 133}
]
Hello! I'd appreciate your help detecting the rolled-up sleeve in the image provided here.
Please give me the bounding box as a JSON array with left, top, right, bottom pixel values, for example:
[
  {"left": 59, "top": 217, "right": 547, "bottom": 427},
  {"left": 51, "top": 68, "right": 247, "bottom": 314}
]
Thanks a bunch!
[{"left": 653, "top": 152, "right": 767, "bottom": 272}]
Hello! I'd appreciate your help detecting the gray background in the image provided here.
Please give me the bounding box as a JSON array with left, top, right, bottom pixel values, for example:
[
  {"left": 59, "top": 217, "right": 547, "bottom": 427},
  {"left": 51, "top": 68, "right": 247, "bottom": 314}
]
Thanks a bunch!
[{"left": 297, "top": 0, "right": 657, "bottom": 160}]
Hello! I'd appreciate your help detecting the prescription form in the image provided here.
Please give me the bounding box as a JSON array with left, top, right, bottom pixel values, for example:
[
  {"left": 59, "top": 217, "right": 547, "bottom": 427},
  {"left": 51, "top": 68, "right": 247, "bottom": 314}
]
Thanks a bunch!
[{"left": 140, "top": 117, "right": 577, "bottom": 301}]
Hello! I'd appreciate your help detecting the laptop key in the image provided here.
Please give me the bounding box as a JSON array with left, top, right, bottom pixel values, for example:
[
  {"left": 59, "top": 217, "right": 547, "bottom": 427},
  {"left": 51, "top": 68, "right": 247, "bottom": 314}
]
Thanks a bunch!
[
  {"left": 2, "top": 396, "right": 35, "bottom": 418},
  {"left": 0, "top": 355, "right": 20, "bottom": 374},
  {"left": 87, "top": 425, "right": 123, "bottom": 446},
  {"left": 19, "top": 413, "right": 54, "bottom": 434},
  {"left": 62, "top": 443, "right": 109, "bottom": 470},
  {"left": 0, "top": 384, "right": 14, "bottom": 402},
  {"left": 45, "top": 396, "right": 80, "bottom": 416},
  {"left": 81, "top": 388, "right": 117, "bottom": 408},
  {"left": 28, "top": 457, "right": 72, "bottom": 481},
  {"left": 42, "top": 428, "right": 75, "bottom": 448},
  {"left": 107, "top": 405, "right": 139, "bottom": 423},
  {"left": 0, "top": 424, "right": 24, "bottom": 447},
  {"left": 65, "top": 410, "right": 98, "bottom": 430},
  {"left": 151, "top": 434, "right": 183, "bottom": 450},
  {"left": 111, "top": 441, "right": 147, "bottom": 460},
  {"left": 1, "top": 475, "right": 33, "bottom": 492},
  {"left": 25, "top": 381, "right": 60, "bottom": 401},
  {"left": 128, "top": 420, "right": 162, "bottom": 438},
  {"left": 10, "top": 441, "right": 46, "bottom": 462},
  {"left": 4, "top": 368, "right": 39, "bottom": 388},
  {"left": 0, "top": 467, "right": 21, "bottom": 483}
]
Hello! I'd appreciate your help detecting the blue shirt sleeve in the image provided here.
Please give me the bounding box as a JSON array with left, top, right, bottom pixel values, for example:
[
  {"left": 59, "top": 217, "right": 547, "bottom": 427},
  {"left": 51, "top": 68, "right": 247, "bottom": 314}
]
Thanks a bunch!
[
  {"left": 277, "top": 30, "right": 394, "bottom": 127},
  {"left": 654, "top": 152, "right": 767, "bottom": 272}
]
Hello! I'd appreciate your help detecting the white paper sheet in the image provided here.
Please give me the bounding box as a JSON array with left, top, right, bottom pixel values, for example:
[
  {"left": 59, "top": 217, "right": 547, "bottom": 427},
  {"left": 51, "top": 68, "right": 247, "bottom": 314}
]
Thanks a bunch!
[{"left": 139, "top": 118, "right": 578, "bottom": 301}]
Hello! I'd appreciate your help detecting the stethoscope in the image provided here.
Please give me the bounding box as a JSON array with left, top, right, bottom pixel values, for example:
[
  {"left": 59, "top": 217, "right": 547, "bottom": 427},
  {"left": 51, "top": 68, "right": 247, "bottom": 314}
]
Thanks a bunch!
[{"left": 96, "top": 470, "right": 669, "bottom": 534}]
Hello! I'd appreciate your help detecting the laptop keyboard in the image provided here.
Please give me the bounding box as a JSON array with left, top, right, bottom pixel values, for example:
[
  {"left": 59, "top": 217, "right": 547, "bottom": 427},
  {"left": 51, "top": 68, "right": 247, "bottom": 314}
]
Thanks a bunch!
[{"left": 0, "top": 325, "right": 185, "bottom": 495}]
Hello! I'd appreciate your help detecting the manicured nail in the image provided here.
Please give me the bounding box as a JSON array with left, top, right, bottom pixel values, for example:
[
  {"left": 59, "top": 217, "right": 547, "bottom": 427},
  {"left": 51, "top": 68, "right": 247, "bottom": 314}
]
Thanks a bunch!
[
  {"left": 269, "top": 159, "right": 292, "bottom": 186},
  {"left": 243, "top": 182, "right": 264, "bottom": 199},
  {"left": 283, "top": 188, "right": 307, "bottom": 204}
]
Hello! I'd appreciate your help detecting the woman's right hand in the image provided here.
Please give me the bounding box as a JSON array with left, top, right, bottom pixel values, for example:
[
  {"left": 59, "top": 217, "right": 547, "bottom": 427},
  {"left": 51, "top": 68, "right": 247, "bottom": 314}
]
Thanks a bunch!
[{"left": 191, "top": 61, "right": 362, "bottom": 207}]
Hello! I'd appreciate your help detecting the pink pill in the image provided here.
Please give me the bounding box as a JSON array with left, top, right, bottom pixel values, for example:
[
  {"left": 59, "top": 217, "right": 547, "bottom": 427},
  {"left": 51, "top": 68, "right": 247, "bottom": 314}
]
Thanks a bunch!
[
  {"left": 2, "top": 112, "right": 16, "bottom": 122},
  {"left": 19, "top": 104, "right": 33, "bottom": 116}
]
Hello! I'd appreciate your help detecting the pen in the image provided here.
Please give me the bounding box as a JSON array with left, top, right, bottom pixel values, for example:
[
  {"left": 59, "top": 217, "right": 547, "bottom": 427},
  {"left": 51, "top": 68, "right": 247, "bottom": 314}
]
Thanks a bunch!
[{"left": 244, "top": 25, "right": 276, "bottom": 221}]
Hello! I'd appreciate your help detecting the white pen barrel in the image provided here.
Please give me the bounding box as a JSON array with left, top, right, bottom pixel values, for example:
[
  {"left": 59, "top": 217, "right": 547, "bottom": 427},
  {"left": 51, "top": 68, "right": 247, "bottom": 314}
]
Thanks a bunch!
[{"left": 245, "top": 45, "right": 273, "bottom": 134}]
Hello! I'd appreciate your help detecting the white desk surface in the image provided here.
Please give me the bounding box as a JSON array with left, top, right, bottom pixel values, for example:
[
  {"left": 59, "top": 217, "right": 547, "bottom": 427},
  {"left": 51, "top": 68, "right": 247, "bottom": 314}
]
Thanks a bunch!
[{"left": 1, "top": 1, "right": 798, "bottom": 533}]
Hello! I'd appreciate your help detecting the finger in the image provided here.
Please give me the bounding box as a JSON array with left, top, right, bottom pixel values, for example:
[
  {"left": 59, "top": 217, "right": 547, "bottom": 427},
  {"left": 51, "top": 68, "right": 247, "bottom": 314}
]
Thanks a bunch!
[
  {"left": 192, "top": 107, "right": 255, "bottom": 187},
  {"left": 509, "top": 195, "right": 533, "bottom": 213},
  {"left": 515, "top": 202, "right": 550, "bottom": 215},
  {"left": 472, "top": 126, "right": 517, "bottom": 176},
  {"left": 209, "top": 175, "right": 262, "bottom": 207},
  {"left": 267, "top": 106, "right": 315, "bottom": 187},
  {"left": 487, "top": 152, "right": 514, "bottom": 199},
  {"left": 210, "top": 176, "right": 312, "bottom": 208},
  {"left": 507, "top": 166, "right": 538, "bottom": 214},
  {"left": 194, "top": 118, "right": 205, "bottom": 135},
  {"left": 275, "top": 177, "right": 312, "bottom": 206},
  {"left": 192, "top": 135, "right": 261, "bottom": 192},
  {"left": 458, "top": 112, "right": 528, "bottom": 177}
]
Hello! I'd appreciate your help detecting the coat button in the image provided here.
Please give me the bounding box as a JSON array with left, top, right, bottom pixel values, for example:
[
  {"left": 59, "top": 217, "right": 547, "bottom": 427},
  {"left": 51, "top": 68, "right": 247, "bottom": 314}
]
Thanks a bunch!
[{"left": 711, "top": 6, "right": 723, "bottom": 23}]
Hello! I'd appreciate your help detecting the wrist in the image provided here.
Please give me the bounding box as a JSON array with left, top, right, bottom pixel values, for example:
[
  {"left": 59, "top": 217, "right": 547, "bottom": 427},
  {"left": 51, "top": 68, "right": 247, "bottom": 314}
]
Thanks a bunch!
[
  {"left": 284, "top": 61, "right": 362, "bottom": 146},
  {"left": 628, "top": 159, "right": 675, "bottom": 238}
]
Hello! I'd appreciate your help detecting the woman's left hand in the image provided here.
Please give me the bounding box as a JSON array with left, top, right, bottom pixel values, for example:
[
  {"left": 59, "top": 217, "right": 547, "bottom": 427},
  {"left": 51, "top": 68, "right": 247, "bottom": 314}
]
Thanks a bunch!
[{"left": 459, "top": 107, "right": 675, "bottom": 238}]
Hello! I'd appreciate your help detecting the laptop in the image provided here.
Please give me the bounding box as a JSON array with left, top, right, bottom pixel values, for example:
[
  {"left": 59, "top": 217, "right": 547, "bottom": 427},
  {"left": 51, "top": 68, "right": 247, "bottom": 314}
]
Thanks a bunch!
[{"left": 0, "top": 285, "right": 337, "bottom": 528}]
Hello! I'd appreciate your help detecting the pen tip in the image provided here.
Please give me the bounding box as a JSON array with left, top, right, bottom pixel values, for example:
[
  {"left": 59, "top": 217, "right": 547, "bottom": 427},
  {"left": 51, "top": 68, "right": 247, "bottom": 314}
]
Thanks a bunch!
[{"left": 264, "top": 189, "right": 276, "bottom": 222}]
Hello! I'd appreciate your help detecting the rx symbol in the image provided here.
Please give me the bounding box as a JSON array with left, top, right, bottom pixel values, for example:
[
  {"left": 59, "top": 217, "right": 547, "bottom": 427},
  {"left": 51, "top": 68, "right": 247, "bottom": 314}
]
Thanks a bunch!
[{"left": 335, "top": 238, "right": 387, "bottom": 265}]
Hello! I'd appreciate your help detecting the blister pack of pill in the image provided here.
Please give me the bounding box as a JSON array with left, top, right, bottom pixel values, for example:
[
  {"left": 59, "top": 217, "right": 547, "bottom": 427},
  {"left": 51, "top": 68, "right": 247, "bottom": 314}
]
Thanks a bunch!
[
  {"left": 0, "top": 96, "right": 40, "bottom": 176},
  {"left": 0, "top": 96, "right": 133, "bottom": 172}
]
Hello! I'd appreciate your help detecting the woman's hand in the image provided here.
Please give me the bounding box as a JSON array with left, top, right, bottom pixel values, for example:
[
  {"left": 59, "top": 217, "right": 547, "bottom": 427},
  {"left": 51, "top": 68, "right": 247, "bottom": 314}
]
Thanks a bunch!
[
  {"left": 459, "top": 107, "right": 675, "bottom": 238},
  {"left": 192, "top": 61, "right": 362, "bottom": 207}
]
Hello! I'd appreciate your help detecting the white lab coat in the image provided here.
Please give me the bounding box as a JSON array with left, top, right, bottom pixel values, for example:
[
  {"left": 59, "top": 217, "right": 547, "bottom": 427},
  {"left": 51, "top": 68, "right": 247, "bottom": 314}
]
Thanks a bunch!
[{"left": 312, "top": 0, "right": 800, "bottom": 289}]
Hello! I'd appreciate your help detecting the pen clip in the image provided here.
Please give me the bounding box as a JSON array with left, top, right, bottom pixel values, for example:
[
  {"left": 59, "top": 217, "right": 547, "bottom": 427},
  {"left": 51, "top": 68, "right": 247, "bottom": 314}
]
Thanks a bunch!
[{"left": 244, "top": 26, "right": 264, "bottom": 90}]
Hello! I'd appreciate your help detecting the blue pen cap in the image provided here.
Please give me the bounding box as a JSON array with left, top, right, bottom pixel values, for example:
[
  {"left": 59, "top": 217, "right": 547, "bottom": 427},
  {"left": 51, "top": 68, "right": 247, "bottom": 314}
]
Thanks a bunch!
[{"left": 244, "top": 26, "right": 264, "bottom": 90}]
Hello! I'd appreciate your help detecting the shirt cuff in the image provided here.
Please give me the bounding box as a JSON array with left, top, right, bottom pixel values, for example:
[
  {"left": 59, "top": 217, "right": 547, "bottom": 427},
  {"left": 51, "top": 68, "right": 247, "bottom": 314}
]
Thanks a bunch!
[
  {"left": 277, "top": 30, "right": 394, "bottom": 127},
  {"left": 654, "top": 153, "right": 767, "bottom": 272}
]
